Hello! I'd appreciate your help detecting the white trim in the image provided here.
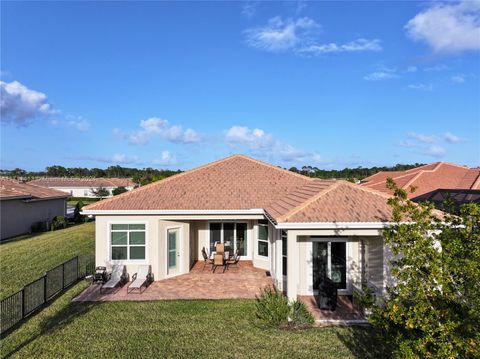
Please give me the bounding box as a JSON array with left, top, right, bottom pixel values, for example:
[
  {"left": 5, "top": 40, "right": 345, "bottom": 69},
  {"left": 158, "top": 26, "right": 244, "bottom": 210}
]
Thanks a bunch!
[
  {"left": 165, "top": 225, "right": 182, "bottom": 277},
  {"left": 275, "top": 222, "right": 392, "bottom": 229},
  {"left": 106, "top": 220, "right": 149, "bottom": 265},
  {"left": 82, "top": 209, "right": 265, "bottom": 215}
]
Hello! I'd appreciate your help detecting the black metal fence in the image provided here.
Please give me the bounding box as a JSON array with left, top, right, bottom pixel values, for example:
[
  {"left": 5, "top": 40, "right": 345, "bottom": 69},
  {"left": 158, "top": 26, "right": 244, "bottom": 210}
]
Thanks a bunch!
[{"left": 0, "top": 254, "right": 95, "bottom": 335}]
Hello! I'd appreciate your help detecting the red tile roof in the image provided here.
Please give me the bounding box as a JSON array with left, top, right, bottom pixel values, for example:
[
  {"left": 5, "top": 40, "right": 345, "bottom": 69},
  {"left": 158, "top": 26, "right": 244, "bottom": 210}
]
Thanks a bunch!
[
  {"left": 0, "top": 178, "right": 70, "bottom": 200},
  {"left": 84, "top": 155, "right": 402, "bottom": 223},
  {"left": 361, "top": 162, "right": 480, "bottom": 198},
  {"left": 29, "top": 177, "right": 135, "bottom": 188}
]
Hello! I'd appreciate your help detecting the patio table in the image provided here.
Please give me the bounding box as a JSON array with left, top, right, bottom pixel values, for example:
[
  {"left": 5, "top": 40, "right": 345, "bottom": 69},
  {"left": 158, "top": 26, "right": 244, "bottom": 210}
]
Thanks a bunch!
[{"left": 210, "top": 251, "right": 230, "bottom": 261}]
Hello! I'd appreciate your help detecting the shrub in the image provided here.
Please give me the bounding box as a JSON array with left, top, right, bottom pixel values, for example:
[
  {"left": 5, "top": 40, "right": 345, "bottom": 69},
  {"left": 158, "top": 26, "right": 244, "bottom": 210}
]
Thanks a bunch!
[
  {"left": 255, "top": 286, "right": 290, "bottom": 328},
  {"left": 51, "top": 216, "right": 67, "bottom": 231},
  {"left": 31, "top": 221, "right": 49, "bottom": 233},
  {"left": 112, "top": 186, "right": 128, "bottom": 196},
  {"left": 255, "top": 286, "right": 314, "bottom": 329},
  {"left": 73, "top": 202, "right": 85, "bottom": 223},
  {"left": 289, "top": 300, "right": 314, "bottom": 328}
]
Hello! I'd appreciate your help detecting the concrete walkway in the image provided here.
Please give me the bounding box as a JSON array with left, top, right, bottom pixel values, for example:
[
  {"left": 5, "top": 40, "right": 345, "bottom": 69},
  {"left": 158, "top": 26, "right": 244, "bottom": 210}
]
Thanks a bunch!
[{"left": 73, "top": 261, "right": 274, "bottom": 302}]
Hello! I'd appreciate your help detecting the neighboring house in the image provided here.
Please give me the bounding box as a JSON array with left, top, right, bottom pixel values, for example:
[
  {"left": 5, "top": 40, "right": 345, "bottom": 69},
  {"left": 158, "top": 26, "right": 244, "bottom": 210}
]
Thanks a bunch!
[
  {"left": 0, "top": 178, "right": 69, "bottom": 240},
  {"left": 361, "top": 162, "right": 480, "bottom": 209},
  {"left": 29, "top": 178, "right": 136, "bottom": 198},
  {"left": 82, "top": 154, "right": 397, "bottom": 301}
]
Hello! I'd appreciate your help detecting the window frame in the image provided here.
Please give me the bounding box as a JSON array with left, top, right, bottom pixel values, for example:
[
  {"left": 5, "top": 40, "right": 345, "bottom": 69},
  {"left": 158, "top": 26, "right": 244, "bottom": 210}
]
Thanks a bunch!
[
  {"left": 108, "top": 221, "right": 148, "bottom": 263},
  {"left": 281, "top": 230, "right": 287, "bottom": 277},
  {"left": 208, "top": 221, "right": 249, "bottom": 257},
  {"left": 257, "top": 220, "right": 269, "bottom": 258}
]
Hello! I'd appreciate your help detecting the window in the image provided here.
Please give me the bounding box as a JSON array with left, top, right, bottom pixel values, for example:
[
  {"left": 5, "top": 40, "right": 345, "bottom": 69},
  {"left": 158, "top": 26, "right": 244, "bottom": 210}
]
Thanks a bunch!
[
  {"left": 282, "top": 230, "right": 287, "bottom": 276},
  {"left": 257, "top": 220, "right": 268, "bottom": 257},
  {"left": 111, "top": 224, "right": 146, "bottom": 260},
  {"left": 209, "top": 222, "right": 247, "bottom": 256},
  {"left": 312, "top": 241, "right": 346, "bottom": 290}
]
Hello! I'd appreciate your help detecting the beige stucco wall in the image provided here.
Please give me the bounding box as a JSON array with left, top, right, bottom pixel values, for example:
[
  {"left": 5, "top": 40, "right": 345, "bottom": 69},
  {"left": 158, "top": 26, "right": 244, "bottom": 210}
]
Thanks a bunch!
[
  {"left": 0, "top": 198, "right": 67, "bottom": 240},
  {"left": 95, "top": 215, "right": 190, "bottom": 280}
]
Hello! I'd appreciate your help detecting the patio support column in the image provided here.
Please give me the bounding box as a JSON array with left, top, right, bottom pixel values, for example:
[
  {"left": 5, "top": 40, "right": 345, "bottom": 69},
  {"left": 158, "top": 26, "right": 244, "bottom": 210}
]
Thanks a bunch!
[
  {"left": 286, "top": 230, "right": 299, "bottom": 301},
  {"left": 275, "top": 232, "right": 283, "bottom": 288}
]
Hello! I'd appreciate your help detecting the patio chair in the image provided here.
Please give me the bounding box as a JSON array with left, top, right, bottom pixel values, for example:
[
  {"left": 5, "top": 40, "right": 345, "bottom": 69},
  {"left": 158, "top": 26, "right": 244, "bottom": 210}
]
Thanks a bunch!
[
  {"left": 226, "top": 249, "right": 240, "bottom": 270},
  {"left": 215, "top": 242, "right": 225, "bottom": 253},
  {"left": 127, "top": 265, "right": 154, "bottom": 294},
  {"left": 212, "top": 253, "right": 226, "bottom": 273},
  {"left": 201, "top": 247, "right": 214, "bottom": 271},
  {"left": 100, "top": 265, "right": 128, "bottom": 293}
]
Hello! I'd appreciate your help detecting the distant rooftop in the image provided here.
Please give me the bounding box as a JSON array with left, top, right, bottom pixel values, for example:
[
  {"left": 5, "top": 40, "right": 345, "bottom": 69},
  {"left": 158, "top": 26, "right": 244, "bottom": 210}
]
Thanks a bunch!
[
  {"left": 29, "top": 177, "right": 136, "bottom": 188},
  {"left": 0, "top": 178, "right": 70, "bottom": 200}
]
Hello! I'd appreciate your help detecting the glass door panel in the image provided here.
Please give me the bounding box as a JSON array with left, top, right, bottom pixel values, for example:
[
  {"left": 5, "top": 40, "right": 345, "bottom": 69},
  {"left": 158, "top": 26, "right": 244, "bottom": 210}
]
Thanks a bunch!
[
  {"left": 331, "top": 242, "right": 347, "bottom": 289},
  {"left": 223, "top": 223, "right": 235, "bottom": 254},
  {"left": 312, "top": 242, "right": 347, "bottom": 290},
  {"left": 168, "top": 229, "right": 178, "bottom": 272},
  {"left": 210, "top": 223, "right": 221, "bottom": 253},
  {"left": 236, "top": 223, "right": 247, "bottom": 256}
]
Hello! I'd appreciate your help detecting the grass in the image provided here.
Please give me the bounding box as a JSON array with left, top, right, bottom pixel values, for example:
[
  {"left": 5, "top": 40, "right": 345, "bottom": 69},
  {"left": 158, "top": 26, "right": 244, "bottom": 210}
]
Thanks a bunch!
[
  {"left": 0, "top": 283, "right": 389, "bottom": 359},
  {"left": 0, "top": 222, "right": 95, "bottom": 298}
]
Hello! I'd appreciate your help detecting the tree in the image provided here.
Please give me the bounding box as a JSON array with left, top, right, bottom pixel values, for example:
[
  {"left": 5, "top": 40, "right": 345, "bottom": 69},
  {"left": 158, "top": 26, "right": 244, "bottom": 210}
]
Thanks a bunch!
[
  {"left": 112, "top": 186, "right": 128, "bottom": 196},
  {"left": 91, "top": 186, "right": 110, "bottom": 198},
  {"left": 73, "top": 201, "right": 85, "bottom": 223},
  {"left": 367, "top": 179, "right": 480, "bottom": 358}
]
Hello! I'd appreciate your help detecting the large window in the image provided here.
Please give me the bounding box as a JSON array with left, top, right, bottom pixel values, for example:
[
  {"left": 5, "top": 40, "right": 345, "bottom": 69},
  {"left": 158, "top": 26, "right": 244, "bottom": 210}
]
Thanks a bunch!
[
  {"left": 110, "top": 224, "right": 146, "bottom": 260},
  {"left": 209, "top": 222, "right": 247, "bottom": 256},
  {"left": 257, "top": 220, "right": 269, "bottom": 257},
  {"left": 312, "top": 241, "right": 346, "bottom": 290},
  {"left": 282, "top": 230, "right": 287, "bottom": 276}
]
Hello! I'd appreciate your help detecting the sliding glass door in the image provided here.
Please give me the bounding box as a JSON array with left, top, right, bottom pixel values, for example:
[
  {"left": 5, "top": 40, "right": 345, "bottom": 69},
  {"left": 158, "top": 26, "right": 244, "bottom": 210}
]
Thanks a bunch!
[
  {"left": 313, "top": 241, "right": 347, "bottom": 290},
  {"left": 209, "top": 222, "right": 247, "bottom": 256}
]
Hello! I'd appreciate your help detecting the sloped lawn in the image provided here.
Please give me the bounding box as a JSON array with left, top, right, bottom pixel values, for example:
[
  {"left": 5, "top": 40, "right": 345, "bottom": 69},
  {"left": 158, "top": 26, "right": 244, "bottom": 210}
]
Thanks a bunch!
[
  {"left": 0, "top": 222, "right": 95, "bottom": 298},
  {"left": 0, "top": 282, "right": 389, "bottom": 359}
]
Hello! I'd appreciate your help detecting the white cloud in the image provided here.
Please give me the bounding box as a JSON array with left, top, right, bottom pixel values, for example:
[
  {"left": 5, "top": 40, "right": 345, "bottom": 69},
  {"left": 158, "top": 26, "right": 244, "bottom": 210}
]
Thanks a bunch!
[
  {"left": 443, "top": 132, "right": 466, "bottom": 143},
  {"left": 424, "top": 64, "right": 451, "bottom": 72},
  {"left": 51, "top": 115, "right": 90, "bottom": 132},
  {"left": 422, "top": 145, "right": 447, "bottom": 158},
  {"left": 111, "top": 153, "right": 139, "bottom": 164},
  {"left": 451, "top": 74, "right": 466, "bottom": 83},
  {"left": 244, "top": 16, "right": 319, "bottom": 52},
  {"left": 364, "top": 67, "right": 398, "bottom": 81},
  {"left": 116, "top": 117, "right": 200, "bottom": 145},
  {"left": 0, "top": 80, "right": 56, "bottom": 125},
  {"left": 224, "top": 125, "right": 324, "bottom": 165},
  {"left": 244, "top": 16, "right": 382, "bottom": 57},
  {"left": 405, "top": 66, "right": 418, "bottom": 73},
  {"left": 152, "top": 150, "right": 177, "bottom": 166},
  {"left": 408, "top": 132, "right": 437, "bottom": 144},
  {"left": 407, "top": 83, "right": 434, "bottom": 91},
  {"left": 241, "top": 1, "right": 258, "bottom": 19},
  {"left": 298, "top": 38, "right": 382, "bottom": 55},
  {"left": 405, "top": 1, "right": 480, "bottom": 53}
]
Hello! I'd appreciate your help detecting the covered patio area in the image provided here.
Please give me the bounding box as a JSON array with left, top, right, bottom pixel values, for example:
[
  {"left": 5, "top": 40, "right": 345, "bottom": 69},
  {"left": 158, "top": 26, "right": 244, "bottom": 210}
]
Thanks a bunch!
[
  {"left": 298, "top": 295, "right": 367, "bottom": 325},
  {"left": 73, "top": 261, "right": 274, "bottom": 302}
]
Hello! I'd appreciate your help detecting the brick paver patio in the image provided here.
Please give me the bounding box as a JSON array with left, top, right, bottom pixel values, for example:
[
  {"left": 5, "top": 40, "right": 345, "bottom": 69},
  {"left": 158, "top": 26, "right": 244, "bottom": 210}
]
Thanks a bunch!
[
  {"left": 73, "top": 261, "right": 274, "bottom": 302},
  {"left": 298, "top": 295, "right": 366, "bottom": 324}
]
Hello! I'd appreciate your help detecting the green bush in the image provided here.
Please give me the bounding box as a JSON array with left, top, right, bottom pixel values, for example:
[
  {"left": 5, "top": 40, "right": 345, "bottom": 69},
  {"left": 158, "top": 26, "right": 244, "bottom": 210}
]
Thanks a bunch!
[
  {"left": 255, "top": 286, "right": 314, "bottom": 329},
  {"left": 289, "top": 300, "right": 314, "bottom": 328},
  {"left": 255, "top": 286, "right": 290, "bottom": 328},
  {"left": 51, "top": 216, "right": 67, "bottom": 231}
]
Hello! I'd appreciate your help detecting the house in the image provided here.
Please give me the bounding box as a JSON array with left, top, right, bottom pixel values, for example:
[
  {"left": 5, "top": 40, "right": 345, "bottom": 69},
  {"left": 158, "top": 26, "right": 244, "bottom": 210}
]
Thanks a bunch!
[
  {"left": 361, "top": 162, "right": 480, "bottom": 209},
  {"left": 82, "top": 154, "right": 396, "bottom": 301},
  {"left": 0, "top": 178, "right": 69, "bottom": 240},
  {"left": 29, "top": 177, "right": 136, "bottom": 198}
]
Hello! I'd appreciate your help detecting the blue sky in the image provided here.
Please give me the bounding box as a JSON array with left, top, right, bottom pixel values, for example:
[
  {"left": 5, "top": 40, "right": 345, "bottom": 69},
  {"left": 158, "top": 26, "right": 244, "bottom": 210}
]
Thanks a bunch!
[{"left": 1, "top": 1, "right": 479, "bottom": 171}]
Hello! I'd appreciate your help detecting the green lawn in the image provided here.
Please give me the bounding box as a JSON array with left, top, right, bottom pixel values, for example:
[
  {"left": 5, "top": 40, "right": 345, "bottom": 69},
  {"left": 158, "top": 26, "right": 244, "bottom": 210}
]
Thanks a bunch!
[
  {"left": 0, "top": 223, "right": 95, "bottom": 298},
  {"left": 0, "top": 283, "right": 389, "bottom": 359}
]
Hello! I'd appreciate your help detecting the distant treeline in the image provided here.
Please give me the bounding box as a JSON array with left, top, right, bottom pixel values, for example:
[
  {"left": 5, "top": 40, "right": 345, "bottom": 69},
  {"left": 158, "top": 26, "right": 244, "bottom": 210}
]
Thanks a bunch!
[
  {"left": 0, "top": 165, "right": 182, "bottom": 186},
  {"left": 287, "top": 163, "right": 424, "bottom": 181},
  {"left": 1, "top": 163, "right": 424, "bottom": 185}
]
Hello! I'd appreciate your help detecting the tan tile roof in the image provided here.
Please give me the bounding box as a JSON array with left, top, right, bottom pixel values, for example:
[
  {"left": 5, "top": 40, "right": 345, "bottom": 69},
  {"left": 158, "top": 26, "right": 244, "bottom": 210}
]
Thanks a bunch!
[
  {"left": 0, "top": 178, "right": 70, "bottom": 200},
  {"left": 29, "top": 177, "right": 135, "bottom": 188},
  {"left": 83, "top": 154, "right": 407, "bottom": 223},
  {"left": 361, "top": 162, "right": 480, "bottom": 198},
  {"left": 84, "top": 155, "right": 312, "bottom": 212}
]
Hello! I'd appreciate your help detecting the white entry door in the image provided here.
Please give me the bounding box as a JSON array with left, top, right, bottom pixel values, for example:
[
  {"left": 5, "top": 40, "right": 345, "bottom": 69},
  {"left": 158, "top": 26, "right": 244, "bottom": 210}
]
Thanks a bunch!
[{"left": 167, "top": 228, "right": 180, "bottom": 275}]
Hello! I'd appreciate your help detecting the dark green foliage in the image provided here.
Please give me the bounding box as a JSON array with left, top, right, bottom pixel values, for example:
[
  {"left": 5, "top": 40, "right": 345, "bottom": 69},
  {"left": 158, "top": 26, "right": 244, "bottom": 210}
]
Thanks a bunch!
[
  {"left": 255, "top": 286, "right": 314, "bottom": 329},
  {"left": 368, "top": 179, "right": 480, "bottom": 358},
  {"left": 289, "top": 300, "right": 315, "bottom": 327},
  {"left": 91, "top": 186, "right": 110, "bottom": 198},
  {"left": 31, "top": 221, "right": 49, "bottom": 233},
  {"left": 255, "top": 286, "right": 290, "bottom": 328},
  {"left": 73, "top": 202, "right": 84, "bottom": 223},
  {"left": 112, "top": 186, "right": 128, "bottom": 196},
  {"left": 51, "top": 216, "right": 67, "bottom": 231}
]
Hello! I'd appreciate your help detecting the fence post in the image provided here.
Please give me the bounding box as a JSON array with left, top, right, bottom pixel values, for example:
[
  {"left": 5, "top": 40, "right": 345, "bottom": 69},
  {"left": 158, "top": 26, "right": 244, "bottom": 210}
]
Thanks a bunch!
[
  {"left": 44, "top": 273, "right": 47, "bottom": 304},
  {"left": 21, "top": 287, "right": 25, "bottom": 319}
]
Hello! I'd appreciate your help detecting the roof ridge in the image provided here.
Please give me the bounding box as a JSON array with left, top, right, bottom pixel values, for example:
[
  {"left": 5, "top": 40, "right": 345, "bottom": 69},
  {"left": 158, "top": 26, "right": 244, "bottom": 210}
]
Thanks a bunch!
[
  {"left": 84, "top": 154, "right": 311, "bottom": 211},
  {"left": 277, "top": 181, "right": 341, "bottom": 222},
  {"left": 401, "top": 171, "right": 423, "bottom": 190},
  {"left": 471, "top": 170, "right": 480, "bottom": 190}
]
